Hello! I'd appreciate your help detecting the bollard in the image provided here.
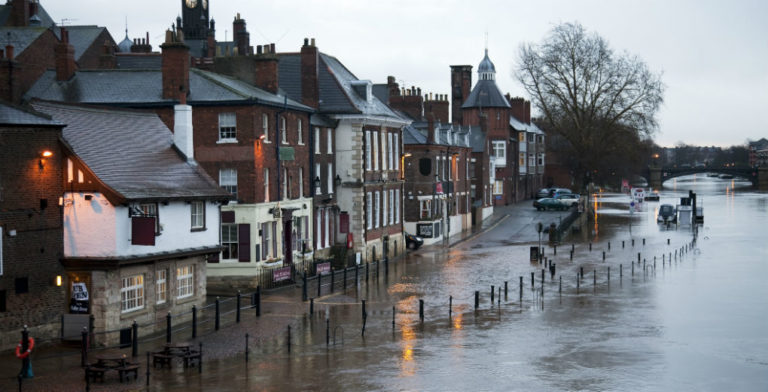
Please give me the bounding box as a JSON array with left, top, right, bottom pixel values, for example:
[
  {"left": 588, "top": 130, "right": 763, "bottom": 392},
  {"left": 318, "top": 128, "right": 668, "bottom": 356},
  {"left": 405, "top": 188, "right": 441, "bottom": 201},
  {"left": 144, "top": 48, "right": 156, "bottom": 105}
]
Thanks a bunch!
[
  {"left": 571, "top": 244, "right": 575, "bottom": 252},
  {"left": 192, "top": 305, "right": 197, "bottom": 339},
  {"left": 81, "top": 327, "right": 88, "bottom": 367},
  {"left": 491, "top": 286, "right": 495, "bottom": 304},
  {"left": 419, "top": 299, "right": 424, "bottom": 323},
  {"left": 145, "top": 351, "right": 150, "bottom": 387},
  {"left": 166, "top": 312, "right": 172, "bottom": 343},
  {"left": 326, "top": 318, "right": 330, "bottom": 346},
  {"left": 198, "top": 342, "right": 203, "bottom": 374},
  {"left": 608, "top": 266, "right": 611, "bottom": 281},
  {"left": 302, "top": 274, "right": 308, "bottom": 301},
  {"left": 215, "top": 297, "right": 220, "bottom": 331},
  {"left": 589, "top": 242, "right": 592, "bottom": 251},
  {"left": 474, "top": 291, "right": 480, "bottom": 309},
  {"left": 504, "top": 281, "right": 508, "bottom": 299},
  {"left": 593, "top": 270, "right": 596, "bottom": 286},
  {"left": 570, "top": 250, "right": 573, "bottom": 261},
  {"left": 132, "top": 321, "right": 138, "bottom": 357},
  {"left": 622, "top": 240, "right": 625, "bottom": 248},
  {"left": 638, "top": 253, "right": 641, "bottom": 263},
  {"left": 643, "top": 238, "right": 646, "bottom": 245},
  {"left": 318, "top": 272, "right": 322, "bottom": 297},
  {"left": 608, "top": 241, "right": 611, "bottom": 251},
  {"left": 236, "top": 291, "right": 241, "bottom": 323},
  {"left": 449, "top": 296, "right": 453, "bottom": 318},
  {"left": 392, "top": 306, "right": 396, "bottom": 330},
  {"left": 541, "top": 269, "right": 545, "bottom": 284},
  {"left": 667, "top": 238, "right": 670, "bottom": 245},
  {"left": 498, "top": 287, "right": 501, "bottom": 306},
  {"left": 632, "top": 262, "right": 635, "bottom": 276},
  {"left": 632, "top": 239, "right": 635, "bottom": 247},
  {"left": 310, "top": 298, "right": 314, "bottom": 315},
  {"left": 531, "top": 272, "right": 535, "bottom": 288},
  {"left": 580, "top": 266, "right": 584, "bottom": 279},
  {"left": 554, "top": 245, "right": 557, "bottom": 255},
  {"left": 559, "top": 276, "right": 562, "bottom": 293},
  {"left": 519, "top": 276, "right": 523, "bottom": 301},
  {"left": 245, "top": 333, "right": 249, "bottom": 363},
  {"left": 362, "top": 300, "right": 367, "bottom": 321},
  {"left": 330, "top": 268, "right": 335, "bottom": 293},
  {"left": 256, "top": 286, "right": 261, "bottom": 317},
  {"left": 620, "top": 264, "right": 623, "bottom": 279},
  {"left": 366, "top": 263, "right": 369, "bottom": 282},
  {"left": 603, "top": 251, "right": 606, "bottom": 261},
  {"left": 287, "top": 326, "right": 291, "bottom": 353}
]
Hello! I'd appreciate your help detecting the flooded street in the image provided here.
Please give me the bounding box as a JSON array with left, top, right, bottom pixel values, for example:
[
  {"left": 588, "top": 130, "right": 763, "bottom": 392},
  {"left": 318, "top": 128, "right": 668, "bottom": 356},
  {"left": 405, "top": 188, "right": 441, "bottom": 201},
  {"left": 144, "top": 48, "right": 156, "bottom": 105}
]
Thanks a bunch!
[{"left": 40, "top": 175, "right": 768, "bottom": 392}]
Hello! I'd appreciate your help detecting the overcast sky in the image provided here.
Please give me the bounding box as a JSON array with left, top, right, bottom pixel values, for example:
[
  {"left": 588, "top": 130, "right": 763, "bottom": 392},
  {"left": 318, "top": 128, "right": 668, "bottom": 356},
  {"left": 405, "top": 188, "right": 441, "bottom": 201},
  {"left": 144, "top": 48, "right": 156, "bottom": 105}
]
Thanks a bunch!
[{"left": 46, "top": 0, "right": 767, "bottom": 147}]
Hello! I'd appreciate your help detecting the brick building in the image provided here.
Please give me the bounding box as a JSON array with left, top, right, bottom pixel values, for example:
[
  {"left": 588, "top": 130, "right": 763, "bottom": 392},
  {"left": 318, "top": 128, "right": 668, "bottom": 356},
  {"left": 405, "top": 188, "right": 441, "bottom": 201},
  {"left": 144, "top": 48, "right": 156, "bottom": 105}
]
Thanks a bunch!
[
  {"left": 0, "top": 102, "right": 65, "bottom": 350},
  {"left": 508, "top": 96, "right": 546, "bottom": 199},
  {"left": 31, "top": 100, "right": 230, "bottom": 346}
]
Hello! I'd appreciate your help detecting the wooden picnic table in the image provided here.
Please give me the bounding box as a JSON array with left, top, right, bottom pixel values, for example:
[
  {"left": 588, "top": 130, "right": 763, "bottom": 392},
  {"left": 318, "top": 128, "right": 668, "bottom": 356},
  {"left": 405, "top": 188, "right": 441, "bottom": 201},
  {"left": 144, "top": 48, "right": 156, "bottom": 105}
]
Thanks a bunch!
[
  {"left": 86, "top": 352, "right": 139, "bottom": 383},
  {"left": 153, "top": 342, "right": 200, "bottom": 369}
]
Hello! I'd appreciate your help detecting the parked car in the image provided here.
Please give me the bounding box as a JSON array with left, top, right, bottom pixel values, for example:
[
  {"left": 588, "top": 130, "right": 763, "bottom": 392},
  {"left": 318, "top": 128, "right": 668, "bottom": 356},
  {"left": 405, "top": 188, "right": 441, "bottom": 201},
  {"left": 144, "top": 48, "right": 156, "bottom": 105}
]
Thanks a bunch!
[
  {"left": 535, "top": 188, "right": 551, "bottom": 199},
  {"left": 534, "top": 198, "right": 569, "bottom": 211},
  {"left": 405, "top": 232, "right": 424, "bottom": 250},
  {"left": 657, "top": 204, "right": 677, "bottom": 223},
  {"left": 538, "top": 187, "right": 572, "bottom": 199},
  {"left": 554, "top": 193, "right": 580, "bottom": 207}
]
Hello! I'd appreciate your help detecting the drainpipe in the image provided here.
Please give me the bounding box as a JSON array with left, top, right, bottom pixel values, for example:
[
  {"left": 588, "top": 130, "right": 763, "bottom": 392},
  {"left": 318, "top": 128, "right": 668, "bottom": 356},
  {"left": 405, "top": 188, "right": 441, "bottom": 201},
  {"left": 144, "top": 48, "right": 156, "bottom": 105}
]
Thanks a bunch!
[{"left": 275, "top": 96, "right": 287, "bottom": 201}]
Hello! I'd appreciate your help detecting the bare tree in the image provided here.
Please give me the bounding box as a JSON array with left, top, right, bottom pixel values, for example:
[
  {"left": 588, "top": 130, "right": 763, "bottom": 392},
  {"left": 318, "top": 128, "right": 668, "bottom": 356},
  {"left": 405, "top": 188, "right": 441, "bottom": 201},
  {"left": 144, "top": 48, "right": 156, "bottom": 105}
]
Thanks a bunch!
[{"left": 517, "top": 22, "right": 664, "bottom": 188}]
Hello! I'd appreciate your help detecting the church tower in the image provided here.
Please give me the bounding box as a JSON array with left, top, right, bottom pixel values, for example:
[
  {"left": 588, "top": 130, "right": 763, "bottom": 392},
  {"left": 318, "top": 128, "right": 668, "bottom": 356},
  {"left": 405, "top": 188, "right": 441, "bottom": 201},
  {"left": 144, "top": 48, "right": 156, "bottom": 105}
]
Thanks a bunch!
[{"left": 181, "top": 0, "right": 210, "bottom": 40}]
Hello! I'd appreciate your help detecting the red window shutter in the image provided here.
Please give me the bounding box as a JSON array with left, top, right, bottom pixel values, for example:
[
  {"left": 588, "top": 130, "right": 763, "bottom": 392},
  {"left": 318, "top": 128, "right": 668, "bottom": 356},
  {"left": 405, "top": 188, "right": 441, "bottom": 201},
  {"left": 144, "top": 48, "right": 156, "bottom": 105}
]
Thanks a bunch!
[
  {"left": 222, "top": 211, "right": 235, "bottom": 223},
  {"left": 131, "top": 217, "right": 155, "bottom": 246},
  {"left": 339, "top": 212, "right": 349, "bottom": 233},
  {"left": 238, "top": 224, "right": 250, "bottom": 262}
]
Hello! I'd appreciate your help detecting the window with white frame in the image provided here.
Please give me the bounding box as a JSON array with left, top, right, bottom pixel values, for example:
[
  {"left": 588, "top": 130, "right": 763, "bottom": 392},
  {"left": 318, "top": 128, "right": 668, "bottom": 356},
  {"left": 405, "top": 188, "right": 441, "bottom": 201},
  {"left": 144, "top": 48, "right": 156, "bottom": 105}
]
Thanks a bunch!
[
  {"left": 282, "top": 168, "right": 288, "bottom": 199},
  {"left": 221, "top": 223, "right": 238, "bottom": 260},
  {"left": 281, "top": 117, "right": 287, "bottom": 144},
  {"left": 420, "top": 199, "right": 431, "bottom": 220},
  {"left": 327, "top": 164, "right": 333, "bottom": 194},
  {"left": 262, "top": 114, "right": 270, "bottom": 142},
  {"left": 324, "top": 208, "right": 330, "bottom": 248},
  {"left": 538, "top": 153, "right": 544, "bottom": 166},
  {"left": 156, "top": 269, "right": 167, "bottom": 304},
  {"left": 315, "top": 209, "right": 322, "bottom": 250},
  {"left": 492, "top": 140, "right": 505, "bottom": 160},
  {"left": 262, "top": 222, "right": 272, "bottom": 258},
  {"left": 315, "top": 163, "right": 322, "bottom": 194},
  {"left": 528, "top": 154, "right": 535, "bottom": 167},
  {"left": 121, "top": 274, "right": 144, "bottom": 313},
  {"left": 389, "top": 190, "right": 394, "bottom": 224},
  {"left": 191, "top": 201, "right": 205, "bottom": 230},
  {"left": 387, "top": 132, "right": 393, "bottom": 170},
  {"left": 220, "top": 169, "right": 237, "bottom": 198},
  {"left": 327, "top": 128, "right": 333, "bottom": 154},
  {"left": 394, "top": 133, "right": 399, "bottom": 170},
  {"left": 264, "top": 168, "right": 270, "bottom": 202},
  {"left": 374, "top": 191, "right": 380, "bottom": 228},
  {"left": 366, "top": 192, "right": 372, "bottom": 229},
  {"left": 382, "top": 190, "right": 388, "bottom": 227},
  {"left": 395, "top": 189, "right": 400, "bottom": 223},
  {"left": 365, "top": 131, "right": 372, "bottom": 170},
  {"left": 494, "top": 180, "right": 503, "bottom": 195},
  {"left": 373, "top": 131, "right": 379, "bottom": 170},
  {"left": 176, "top": 265, "right": 194, "bottom": 299},
  {"left": 381, "top": 131, "right": 388, "bottom": 170},
  {"left": 138, "top": 203, "right": 159, "bottom": 234},
  {"left": 314, "top": 127, "right": 320, "bottom": 154},
  {"left": 297, "top": 119, "right": 303, "bottom": 144},
  {"left": 218, "top": 113, "right": 237, "bottom": 142}
]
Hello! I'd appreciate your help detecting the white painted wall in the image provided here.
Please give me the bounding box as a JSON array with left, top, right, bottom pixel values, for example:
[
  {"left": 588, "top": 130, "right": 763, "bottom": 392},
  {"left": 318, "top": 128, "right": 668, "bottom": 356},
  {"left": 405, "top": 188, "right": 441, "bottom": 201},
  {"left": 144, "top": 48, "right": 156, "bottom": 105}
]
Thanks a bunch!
[
  {"left": 63, "top": 192, "right": 221, "bottom": 258},
  {"left": 481, "top": 206, "right": 494, "bottom": 221}
]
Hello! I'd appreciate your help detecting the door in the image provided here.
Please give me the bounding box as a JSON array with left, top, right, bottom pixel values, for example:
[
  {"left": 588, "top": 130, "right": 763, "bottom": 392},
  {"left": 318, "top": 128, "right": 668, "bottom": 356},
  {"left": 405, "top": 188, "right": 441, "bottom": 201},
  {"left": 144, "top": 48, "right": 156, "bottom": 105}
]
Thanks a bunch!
[{"left": 283, "top": 220, "right": 293, "bottom": 265}]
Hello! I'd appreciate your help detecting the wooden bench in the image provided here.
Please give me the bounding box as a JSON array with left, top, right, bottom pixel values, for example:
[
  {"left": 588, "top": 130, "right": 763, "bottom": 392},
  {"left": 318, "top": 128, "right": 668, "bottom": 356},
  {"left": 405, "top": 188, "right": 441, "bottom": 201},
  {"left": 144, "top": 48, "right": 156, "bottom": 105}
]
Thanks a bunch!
[
  {"left": 183, "top": 351, "right": 201, "bottom": 368},
  {"left": 117, "top": 364, "right": 139, "bottom": 382},
  {"left": 152, "top": 352, "right": 174, "bottom": 368},
  {"left": 85, "top": 366, "right": 107, "bottom": 383}
]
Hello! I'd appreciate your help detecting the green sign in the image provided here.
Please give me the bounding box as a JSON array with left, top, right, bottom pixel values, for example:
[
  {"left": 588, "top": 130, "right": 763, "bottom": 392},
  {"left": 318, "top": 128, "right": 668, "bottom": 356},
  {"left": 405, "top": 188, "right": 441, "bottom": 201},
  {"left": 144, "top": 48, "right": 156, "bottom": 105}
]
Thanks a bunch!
[{"left": 279, "top": 147, "right": 295, "bottom": 161}]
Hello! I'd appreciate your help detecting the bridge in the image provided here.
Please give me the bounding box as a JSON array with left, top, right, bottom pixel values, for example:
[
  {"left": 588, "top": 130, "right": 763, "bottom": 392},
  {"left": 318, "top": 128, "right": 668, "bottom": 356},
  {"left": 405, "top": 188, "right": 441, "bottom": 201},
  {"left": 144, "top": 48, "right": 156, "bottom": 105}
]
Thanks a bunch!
[{"left": 647, "top": 166, "right": 768, "bottom": 190}]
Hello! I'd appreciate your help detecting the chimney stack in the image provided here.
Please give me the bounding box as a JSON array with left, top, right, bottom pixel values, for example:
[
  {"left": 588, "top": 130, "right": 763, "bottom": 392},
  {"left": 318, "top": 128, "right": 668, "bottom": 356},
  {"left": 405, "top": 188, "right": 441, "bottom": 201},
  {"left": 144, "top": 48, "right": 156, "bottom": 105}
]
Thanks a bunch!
[
  {"left": 0, "top": 44, "right": 21, "bottom": 103},
  {"left": 233, "top": 13, "right": 249, "bottom": 57},
  {"left": 254, "top": 42, "right": 278, "bottom": 94},
  {"left": 427, "top": 113, "right": 435, "bottom": 144},
  {"left": 450, "top": 65, "right": 473, "bottom": 125},
  {"left": 161, "top": 29, "right": 190, "bottom": 100},
  {"left": 10, "top": 0, "right": 30, "bottom": 27},
  {"left": 524, "top": 100, "right": 531, "bottom": 124},
  {"left": 55, "top": 28, "right": 77, "bottom": 81},
  {"left": 174, "top": 102, "right": 195, "bottom": 162},
  {"left": 300, "top": 37, "right": 319, "bottom": 108}
]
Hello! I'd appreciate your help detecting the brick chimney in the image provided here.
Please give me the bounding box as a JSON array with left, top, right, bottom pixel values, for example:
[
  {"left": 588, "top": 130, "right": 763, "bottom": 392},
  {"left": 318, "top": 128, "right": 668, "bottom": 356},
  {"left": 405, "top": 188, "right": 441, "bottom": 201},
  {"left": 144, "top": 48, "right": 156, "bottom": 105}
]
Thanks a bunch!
[
  {"left": 524, "top": 100, "right": 531, "bottom": 124},
  {"left": 300, "top": 38, "right": 319, "bottom": 108},
  {"left": 388, "top": 80, "right": 423, "bottom": 120},
  {"left": 161, "top": 29, "right": 190, "bottom": 101},
  {"left": 425, "top": 94, "right": 449, "bottom": 124},
  {"left": 253, "top": 43, "right": 278, "bottom": 94},
  {"left": 450, "top": 65, "right": 472, "bottom": 125},
  {"left": 233, "top": 14, "right": 249, "bottom": 56},
  {"left": 10, "top": 0, "right": 29, "bottom": 27},
  {"left": 0, "top": 45, "right": 21, "bottom": 103},
  {"left": 386, "top": 75, "right": 399, "bottom": 101},
  {"left": 206, "top": 19, "right": 216, "bottom": 58},
  {"left": 427, "top": 113, "right": 435, "bottom": 144},
  {"left": 508, "top": 96, "right": 526, "bottom": 123},
  {"left": 98, "top": 41, "right": 116, "bottom": 69},
  {"left": 55, "top": 28, "right": 77, "bottom": 81}
]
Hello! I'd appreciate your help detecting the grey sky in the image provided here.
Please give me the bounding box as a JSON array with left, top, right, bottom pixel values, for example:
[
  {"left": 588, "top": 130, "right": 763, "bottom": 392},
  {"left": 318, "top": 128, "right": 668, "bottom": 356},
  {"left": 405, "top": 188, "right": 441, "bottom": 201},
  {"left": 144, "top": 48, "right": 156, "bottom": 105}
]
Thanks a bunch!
[{"left": 47, "top": 0, "right": 767, "bottom": 147}]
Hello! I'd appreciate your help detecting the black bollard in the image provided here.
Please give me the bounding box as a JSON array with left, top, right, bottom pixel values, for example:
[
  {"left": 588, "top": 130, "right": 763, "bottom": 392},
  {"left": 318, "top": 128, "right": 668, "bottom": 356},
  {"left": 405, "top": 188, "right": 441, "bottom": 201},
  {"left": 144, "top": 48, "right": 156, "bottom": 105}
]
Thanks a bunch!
[
  {"left": 589, "top": 242, "right": 592, "bottom": 251},
  {"left": 81, "top": 327, "right": 88, "bottom": 367},
  {"left": 608, "top": 266, "right": 611, "bottom": 281},
  {"left": 570, "top": 250, "right": 573, "bottom": 260},
  {"left": 504, "top": 281, "right": 508, "bottom": 299},
  {"left": 287, "top": 326, "right": 291, "bottom": 353},
  {"left": 419, "top": 299, "right": 424, "bottom": 323},
  {"left": 256, "top": 286, "right": 261, "bottom": 317},
  {"left": 632, "top": 262, "right": 635, "bottom": 276},
  {"left": 580, "top": 266, "right": 584, "bottom": 279},
  {"left": 302, "top": 274, "right": 308, "bottom": 301},
  {"left": 632, "top": 239, "right": 635, "bottom": 247},
  {"left": 531, "top": 272, "right": 535, "bottom": 288},
  {"left": 132, "top": 321, "right": 138, "bottom": 357},
  {"left": 550, "top": 263, "right": 556, "bottom": 279},
  {"left": 541, "top": 269, "right": 545, "bottom": 284},
  {"left": 608, "top": 241, "right": 611, "bottom": 251},
  {"left": 449, "top": 296, "right": 453, "bottom": 318},
  {"left": 236, "top": 291, "right": 242, "bottom": 323},
  {"left": 392, "top": 306, "right": 396, "bottom": 330},
  {"left": 145, "top": 351, "right": 150, "bottom": 387},
  {"left": 491, "top": 285, "right": 495, "bottom": 303},
  {"left": 192, "top": 305, "right": 197, "bottom": 339},
  {"left": 310, "top": 298, "right": 314, "bottom": 315},
  {"left": 215, "top": 297, "right": 220, "bottom": 331},
  {"left": 620, "top": 264, "right": 623, "bottom": 279},
  {"left": 474, "top": 291, "right": 480, "bottom": 309},
  {"left": 559, "top": 275, "right": 562, "bottom": 293},
  {"left": 667, "top": 238, "right": 670, "bottom": 245},
  {"left": 362, "top": 299, "right": 366, "bottom": 321},
  {"left": 603, "top": 251, "right": 606, "bottom": 261},
  {"left": 318, "top": 272, "right": 322, "bottom": 297},
  {"left": 622, "top": 240, "right": 625, "bottom": 248},
  {"left": 519, "top": 276, "right": 523, "bottom": 301},
  {"left": 571, "top": 244, "right": 575, "bottom": 252},
  {"left": 366, "top": 263, "right": 369, "bottom": 282},
  {"left": 643, "top": 238, "right": 646, "bottom": 245},
  {"left": 593, "top": 270, "right": 596, "bottom": 286},
  {"left": 638, "top": 253, "right": 641, "bottom": 263},
  {"left": 166, "top": 311, "right": 172, "bottom": 342},
  {"left": 245, "top": 333, "right": 249, "bottom": 363}
]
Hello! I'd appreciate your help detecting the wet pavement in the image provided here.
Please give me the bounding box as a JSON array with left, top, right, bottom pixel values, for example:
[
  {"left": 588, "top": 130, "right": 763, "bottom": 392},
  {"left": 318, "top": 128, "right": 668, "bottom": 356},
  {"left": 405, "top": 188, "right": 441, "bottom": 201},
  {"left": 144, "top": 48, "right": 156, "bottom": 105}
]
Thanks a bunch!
[{"left": 2, "top": 175, "right": 767, "bottom": 391}]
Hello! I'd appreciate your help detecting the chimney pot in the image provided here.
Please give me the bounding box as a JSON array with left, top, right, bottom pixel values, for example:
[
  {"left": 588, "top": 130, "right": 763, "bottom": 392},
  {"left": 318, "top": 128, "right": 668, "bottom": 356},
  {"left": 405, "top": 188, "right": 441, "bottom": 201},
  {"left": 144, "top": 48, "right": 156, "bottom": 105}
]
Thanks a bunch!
[
  {"left": 5, "top": 45, "right": 14, "bottom": 60},
  {"left": 310, "top": 38, "right": 315, "bottom": 46},
  {"left": 270, "top": 43, "right": 275, "bottom": 53},
  {"left": 303, "top": 38, "right": 308, "bottom": 46},
  {"left": 257, "top": 45, "right": 262, "bottom": 54}
]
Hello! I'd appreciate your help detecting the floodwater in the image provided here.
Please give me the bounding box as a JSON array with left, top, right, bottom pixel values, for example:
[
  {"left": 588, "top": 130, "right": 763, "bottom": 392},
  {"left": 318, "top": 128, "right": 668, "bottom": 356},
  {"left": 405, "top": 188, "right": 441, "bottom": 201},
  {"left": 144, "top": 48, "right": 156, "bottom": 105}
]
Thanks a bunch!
[{"left": 159, "top": 175, "right": 768, "bottom": 391}]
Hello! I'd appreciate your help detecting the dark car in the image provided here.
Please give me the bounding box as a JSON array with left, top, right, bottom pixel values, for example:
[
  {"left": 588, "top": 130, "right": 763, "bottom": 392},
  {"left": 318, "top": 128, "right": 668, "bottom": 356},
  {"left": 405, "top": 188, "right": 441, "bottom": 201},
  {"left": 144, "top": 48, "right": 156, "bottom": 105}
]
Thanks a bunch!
[
  {"left": 405, "top": 232, "right": 424, "bottom": 250},
  {"left": 534, "top": 198, "right": 568, "bottom": 211},
  {"left": 658, "top": 204, "right": 677, "bottom": 223}
]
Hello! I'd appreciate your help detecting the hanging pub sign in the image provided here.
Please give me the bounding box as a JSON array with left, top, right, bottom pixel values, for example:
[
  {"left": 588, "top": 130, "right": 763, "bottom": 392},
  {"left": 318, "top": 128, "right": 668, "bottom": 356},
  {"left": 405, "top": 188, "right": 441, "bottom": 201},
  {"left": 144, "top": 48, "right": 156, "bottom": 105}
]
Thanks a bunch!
[{"left": 70, "top": 282, "right": 90, "bottom": 314}]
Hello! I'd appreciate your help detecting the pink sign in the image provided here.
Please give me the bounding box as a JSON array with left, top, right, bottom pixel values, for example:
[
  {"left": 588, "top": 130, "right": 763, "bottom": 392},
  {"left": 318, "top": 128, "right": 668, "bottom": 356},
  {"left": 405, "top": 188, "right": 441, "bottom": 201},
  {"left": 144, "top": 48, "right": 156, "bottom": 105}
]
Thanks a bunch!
[
  {"left": 316, "top": 262, "right": 331, "bottom": 276},
  {"left": 273, "top": 266, "right": 292, "bottom": 282}
]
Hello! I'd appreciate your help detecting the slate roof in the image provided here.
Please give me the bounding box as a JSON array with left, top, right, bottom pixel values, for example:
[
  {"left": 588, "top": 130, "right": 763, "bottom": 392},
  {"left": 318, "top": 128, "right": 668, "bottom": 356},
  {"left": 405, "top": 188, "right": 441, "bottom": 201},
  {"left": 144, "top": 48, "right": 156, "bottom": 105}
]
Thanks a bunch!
[
  {"left": 25, "top": 68, "right": 312, "bottom": 111},
  {"left": 115, "top": 53, "right": 162, "bottom": 69},
  {"left": 0, "top": 102, "right": 63, "bottom": 126},
  {"left": 402, "top": 124, "right": 426, "bottom": 144},
  {"left": 53, "top": 26, "right": 110, "bottom": 62},
  {"left": 404, "top": 122, "right": 472, "bottom": 149},
  {"left": 509, "top": 115, "right": 528, "bottom": 131},
  {"left": 461, "top": 79, "right": 511, "bottom": 109},
  {"left": 0, "top": 3, "right": 55, "bottom": 28},
  {"left": 278, "top": 52, "right": 402, "bottom": 119},
  {"left": 0, "top": 26, "right": 48, "bottom": 55},
  {"left": 31, "top": 101, "right": 230, "bottom": 201},
  {"left": 466, "top": 125, "right": 486, "bottom": 153}
]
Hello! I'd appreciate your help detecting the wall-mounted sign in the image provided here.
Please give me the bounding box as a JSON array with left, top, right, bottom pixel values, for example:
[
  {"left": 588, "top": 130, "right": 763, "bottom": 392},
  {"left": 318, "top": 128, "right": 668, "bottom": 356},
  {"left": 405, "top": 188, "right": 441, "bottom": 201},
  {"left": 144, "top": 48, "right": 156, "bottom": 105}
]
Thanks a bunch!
[
  {"left": 70, "top": 282, "right": 89, "bottom": 314},
  {"left": 316, "top": 262, "right": 331, "bottom": 276},
  {"left": 273, "top": 266, "right": 291, "bottom": 282},
  {"left": 417, "top": 223, "right": 433, "bottom": 238}
]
